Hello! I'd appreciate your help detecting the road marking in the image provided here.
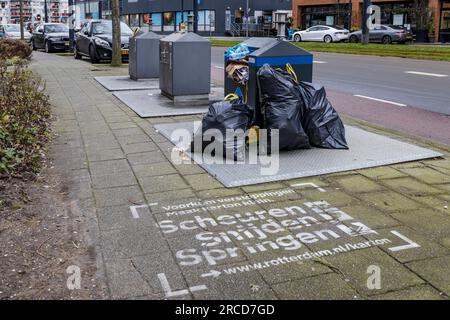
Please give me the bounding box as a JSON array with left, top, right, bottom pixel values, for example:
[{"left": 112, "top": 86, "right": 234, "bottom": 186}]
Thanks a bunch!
[
  {"left": 388, "top": 230, "right": 420, "bottom": 252},
  {"left": 353, "top": 94, "right": 407, "bottom": 107},
  {"left": 290, "top": 182, "right": 326, "bottom": 192},
  {"left": 158, "top": 273, "right": 207, "bottom": 298},
  {"left": 404, "top": 71, "right": 448, "bottom": 78},
  {"left": 201, "top": 270, "right": 221, "bottom": 278},
  {"left": 129, "top": 203, "right": 158, "bottom": 219},
  {"left": 313, "top": 60, "right": 327, "bottom": 64}
]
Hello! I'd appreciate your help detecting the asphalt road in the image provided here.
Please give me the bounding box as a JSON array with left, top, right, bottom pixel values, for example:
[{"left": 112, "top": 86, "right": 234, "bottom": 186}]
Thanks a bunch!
[{"left": 212, "top": 47, "right": 450, "bottom": 115}]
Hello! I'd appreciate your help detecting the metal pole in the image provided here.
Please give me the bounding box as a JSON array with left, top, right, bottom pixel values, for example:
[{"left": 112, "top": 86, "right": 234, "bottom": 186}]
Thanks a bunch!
[
  {"left": 69, "top": 0, "right": 74, "bottom": 52},
  {"left": 245, "top": 0, "right": 249, "bottom": 38},
  {"left": 193, "top": 0, "right": 198, "bottom": 33},
  {"left": 19, "top": 0, "right": 24, "bottom": 39},
  {"left": 98, "top": 0, "right": 102, "bottom": 19},
  {"left": 348, "top": 0, "right": 352, "bottom": 30},
  {"left": 181, "top": 0, "right": 184, "bottom": 22},
  {"left": 44, "top": 0, "right": 48, "bottom": 23},
  {"left": 361, "top": 0, "right": 371, "bottom": 44}
]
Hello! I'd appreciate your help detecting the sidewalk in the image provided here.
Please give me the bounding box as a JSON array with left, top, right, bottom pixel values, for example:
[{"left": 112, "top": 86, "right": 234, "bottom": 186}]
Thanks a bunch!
[{"left": 31, "top": 51, "right": 450, "bottom": 300}]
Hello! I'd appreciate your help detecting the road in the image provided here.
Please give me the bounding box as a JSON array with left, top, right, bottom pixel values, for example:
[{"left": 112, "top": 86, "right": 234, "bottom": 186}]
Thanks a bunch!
[{"left": 212, "top": 47, "right": 450, "bottom": 115}]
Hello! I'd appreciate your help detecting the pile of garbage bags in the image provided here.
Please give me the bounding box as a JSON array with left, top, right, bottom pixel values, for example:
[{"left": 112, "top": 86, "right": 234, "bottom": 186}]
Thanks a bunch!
[
  {"left": 258, "top": 64, "right": 348, "bottom": 150},
  {"left": 192, "top": 63, "right": 348, "bottom": 160}
]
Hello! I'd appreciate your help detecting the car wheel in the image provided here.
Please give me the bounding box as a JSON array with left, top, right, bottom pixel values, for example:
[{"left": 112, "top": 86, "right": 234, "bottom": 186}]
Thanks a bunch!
[
  {"left": 74, "top": 45, "right": 82, "bottom": 59},
  {"left": 294, "top": 34, "right": 302, "bottom": 42},
  {"left": 324, "top": 35, "right": 333, "bottom": 43},
  {"left": 89, "top": 44, "right": 99, "bottom": 63},
  {"left": 349, "top": 35, "right": 359, "bottom": 43},
  {"left": 382, "top": 35, "right": 392, "bottom": 44},
  {"left": 45, "top": 41, "right": 52, "bottom": 53}
]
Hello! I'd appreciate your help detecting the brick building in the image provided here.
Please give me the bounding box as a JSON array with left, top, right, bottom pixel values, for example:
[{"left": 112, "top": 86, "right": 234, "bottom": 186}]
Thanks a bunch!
[{"left": 292, "top": 0, "right": 450, "bottom": 42}]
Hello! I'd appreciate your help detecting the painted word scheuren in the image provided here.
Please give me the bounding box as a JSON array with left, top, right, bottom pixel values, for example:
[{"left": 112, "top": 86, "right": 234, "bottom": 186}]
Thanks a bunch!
[{"left": 156, "top": 200, "right": 378, "bottom": 267}]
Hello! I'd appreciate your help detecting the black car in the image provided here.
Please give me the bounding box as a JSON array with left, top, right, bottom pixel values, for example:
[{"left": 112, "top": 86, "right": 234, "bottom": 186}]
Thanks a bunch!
[
  {"left": 74, "top": 19, "right": 133, "bottom": 63},
  {"left": 32, "top": 23, "right": 70, "bottom": 52}
]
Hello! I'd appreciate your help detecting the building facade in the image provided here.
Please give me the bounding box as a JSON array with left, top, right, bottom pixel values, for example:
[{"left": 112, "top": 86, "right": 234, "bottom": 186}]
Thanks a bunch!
[
  {"left": 292, "top": 0, "right": 450, "bottom": 42},
  {"left": 0, "top": 0, "right": 69, "bottom": 24},
  {"left": 120, "top": 0, "right": 293, "bottom": 36}
]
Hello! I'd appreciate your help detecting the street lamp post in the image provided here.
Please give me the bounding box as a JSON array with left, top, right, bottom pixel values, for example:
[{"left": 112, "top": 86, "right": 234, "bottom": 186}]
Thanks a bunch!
[
  {"left": 245, "top": 0, "right": 249, "bottom": 38},
  {"left": 193, "top": 0, "right": 198, "bottom": 33},
  {"left": 361, "top": 0, "right": 371, "bottom": 44},
  {"left": 44, "top": 0, "right": 48, "bottom": 23},
  {"left": 68, "top": 0, "right": 74, "bottom": 52},
  {"left": 348, "top": 0, "right": 352, "bottom": 30}
]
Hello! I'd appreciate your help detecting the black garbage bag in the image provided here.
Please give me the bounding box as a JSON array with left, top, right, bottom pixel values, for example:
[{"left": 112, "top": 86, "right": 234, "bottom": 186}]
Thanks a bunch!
[
  {"left": 297, "top": 83, "right": 349, "bottom": 149},
  {"left": 256, "top": 64, "right": 310, "bottom": 151},
  {"left": 191, "top": 98, "right": 253, "bottom": 161}
]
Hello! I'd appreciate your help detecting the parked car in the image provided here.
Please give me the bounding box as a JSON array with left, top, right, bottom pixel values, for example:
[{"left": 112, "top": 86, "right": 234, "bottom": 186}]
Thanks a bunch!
[
  {"left": 74, "top": 19, "right": 133, "bottom": 63},
  {"left": 348, "top": 25, "right": 413, "bottom": 44},
  {"left": 31, "top": 23, "right": 70, "bottom": 52},
  {"left": 292, "top": 25, "right": 349, "bottom": 43},
  {"left": 0, "top": 24, "right": 32, "bottom": 42}
]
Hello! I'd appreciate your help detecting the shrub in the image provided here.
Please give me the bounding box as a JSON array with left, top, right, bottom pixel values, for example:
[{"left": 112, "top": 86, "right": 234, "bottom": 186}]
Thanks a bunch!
[
  {"left": 0, "top": 38, "right": 32, "bottom": 60},
  {"left": 0, "top": 59, "right": 51, "bottom": 175}
]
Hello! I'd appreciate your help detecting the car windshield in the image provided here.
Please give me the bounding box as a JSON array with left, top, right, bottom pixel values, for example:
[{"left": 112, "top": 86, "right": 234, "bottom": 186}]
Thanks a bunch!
[
  {"left": 389, "top": 25, "right": 405, "bottom": 30},
  {"left": 5, "top": 25, "right": 20, "bottom": 32},
  {"left": 92, "top": 21, "right": 133, "bottom": 36},
  {"left": 44, "top": 24, "right": 69, "bottom": 33}
]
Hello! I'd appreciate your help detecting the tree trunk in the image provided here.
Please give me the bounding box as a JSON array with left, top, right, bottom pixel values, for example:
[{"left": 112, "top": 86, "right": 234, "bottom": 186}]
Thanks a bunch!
[
  {"left": 111, "top": 0, "right": 121, "bottom": 67},
  {"left": 19, "top": 0, "right": 24, "bottom": 40}
]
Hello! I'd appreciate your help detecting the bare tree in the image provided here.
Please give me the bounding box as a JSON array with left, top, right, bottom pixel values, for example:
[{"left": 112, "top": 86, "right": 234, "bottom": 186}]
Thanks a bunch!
[{"left": 111, "top": 0, "right": 121, "bottom": 66}]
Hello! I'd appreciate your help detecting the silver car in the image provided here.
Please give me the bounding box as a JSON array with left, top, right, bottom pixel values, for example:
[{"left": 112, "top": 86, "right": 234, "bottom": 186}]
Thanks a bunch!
[
  {"left": 0, "top": 24, "right": 32, "bottom": 42},
  {"left": 349, "top": 25, "right": 413, "bottom": 44}
]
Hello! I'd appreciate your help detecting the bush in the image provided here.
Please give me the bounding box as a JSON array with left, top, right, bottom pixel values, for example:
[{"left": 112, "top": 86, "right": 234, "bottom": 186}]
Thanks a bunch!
[
  {"left": 0, "top": 59, "right": 51, "bottom": 175},
  {"left": 0, "top": 38, "right": 32, "bottom": 60}
]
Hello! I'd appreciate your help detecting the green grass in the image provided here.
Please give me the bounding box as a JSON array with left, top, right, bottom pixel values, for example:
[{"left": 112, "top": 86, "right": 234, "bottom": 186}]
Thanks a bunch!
[{"left": 209, "top": 39, "right": 450, "bottom": 62}]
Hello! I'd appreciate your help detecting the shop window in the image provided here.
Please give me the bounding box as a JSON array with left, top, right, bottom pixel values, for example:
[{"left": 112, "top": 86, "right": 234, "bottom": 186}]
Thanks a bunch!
[
  {"left": 120, "top": 15, "right": 129, "bottom": 25},
  {"left": 163, "top": 12, "right": 175, "bottom": 32},
  {"left": 198, "top": 11, "right": 206, "bottom": 31},
  {"left": 205, "top": 10, "right": 215, "bottom": 32},
  {"left": 151, "top": 13, "right": 162, "bottom": 32},
  {"left": 140, "top": 14, "right": 150, "bottom": 31},
  {"left": 129, "top": 14, "right": 139, "bottom": 28},
  {"left": 440, "top": 1, "right": 450, "bottom": 42}
]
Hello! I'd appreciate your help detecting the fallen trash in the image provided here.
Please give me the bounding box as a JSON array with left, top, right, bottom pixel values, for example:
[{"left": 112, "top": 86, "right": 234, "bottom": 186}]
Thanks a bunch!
[
  {"left": 257, "top": 64, "right": 310, "bottom": 151},
  {"left": 191, "top": 94, "right": 253, "bottom": 160}
]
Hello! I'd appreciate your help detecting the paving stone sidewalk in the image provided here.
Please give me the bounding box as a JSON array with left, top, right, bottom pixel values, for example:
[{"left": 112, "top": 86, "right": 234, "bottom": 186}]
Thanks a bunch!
[{"left": 31, "top": 51, "right": 450, "bottom": 300}]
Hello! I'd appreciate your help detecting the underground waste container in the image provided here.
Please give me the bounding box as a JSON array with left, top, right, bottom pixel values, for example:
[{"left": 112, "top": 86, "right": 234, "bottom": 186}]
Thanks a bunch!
[
  {"left": 129, "top": 31, "right": 161, "bottom": 80},
  {"left": 159, "top": 32, "right": 211, "bottom": 100},
  {"left": 224, "top": 38, "right": 313, "bottom": 125}
]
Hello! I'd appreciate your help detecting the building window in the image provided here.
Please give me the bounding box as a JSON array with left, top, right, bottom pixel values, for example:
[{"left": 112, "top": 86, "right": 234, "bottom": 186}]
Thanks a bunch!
[
  {"left": 440, "top": 1, "right": 450, "bottom": 42},
  {"left": 151, "top": 13, "right": 162, "bottom": 32},
  {"left": 129, "top": 14, "right": 139, "bottom": 28},
  {"left": 163, "top": 12, "right": 175, "bottom": 32},
  {"left": 301, "top": 4, "right": 350, "bottom": 29},
  {"left": 120, "top": 15, "right": 129, "bottom": 25}
]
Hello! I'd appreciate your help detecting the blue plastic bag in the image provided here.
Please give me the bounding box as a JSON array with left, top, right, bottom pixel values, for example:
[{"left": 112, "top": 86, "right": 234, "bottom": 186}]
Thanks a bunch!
[{"left": 225, "top": 44, "right": 250, "bottom": 61}]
